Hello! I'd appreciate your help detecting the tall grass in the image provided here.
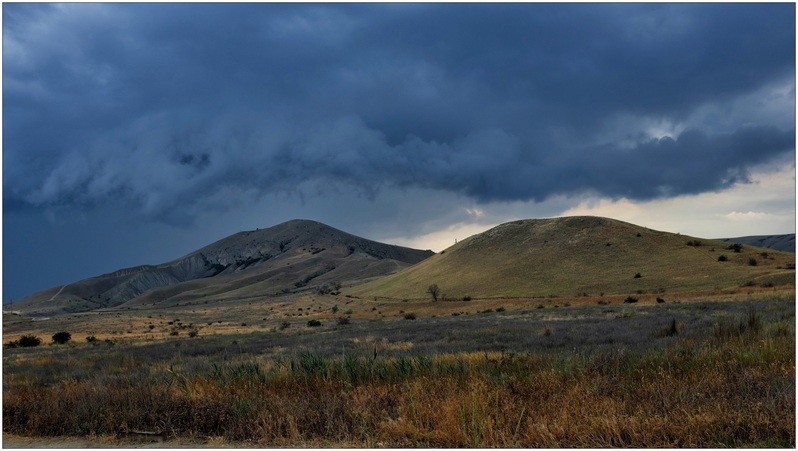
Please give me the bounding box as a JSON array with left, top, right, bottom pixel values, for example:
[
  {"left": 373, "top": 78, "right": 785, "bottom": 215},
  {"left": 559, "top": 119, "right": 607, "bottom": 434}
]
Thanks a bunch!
[{"left": 4, "top": 315, "right": 794, "bottom": 448}]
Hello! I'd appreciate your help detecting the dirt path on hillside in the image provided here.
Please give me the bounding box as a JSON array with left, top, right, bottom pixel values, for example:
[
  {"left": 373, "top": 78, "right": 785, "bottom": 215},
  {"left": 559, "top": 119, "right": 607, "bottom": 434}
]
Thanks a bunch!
[{"left": 47, "top": 284, "right": 67, "bottom": 302}]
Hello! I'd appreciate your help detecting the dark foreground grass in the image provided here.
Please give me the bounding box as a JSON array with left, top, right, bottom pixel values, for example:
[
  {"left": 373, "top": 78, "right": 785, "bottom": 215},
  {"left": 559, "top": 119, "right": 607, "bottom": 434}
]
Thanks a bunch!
[{"left": 3, "top": 310, "right": 794, "bottom": 447}]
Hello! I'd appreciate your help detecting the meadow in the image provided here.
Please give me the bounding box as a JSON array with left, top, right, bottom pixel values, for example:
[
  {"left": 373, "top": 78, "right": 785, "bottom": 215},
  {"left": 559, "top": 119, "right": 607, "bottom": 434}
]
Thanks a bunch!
[{"left": 3, "top": 291, "right": 794, "bottom": 447}]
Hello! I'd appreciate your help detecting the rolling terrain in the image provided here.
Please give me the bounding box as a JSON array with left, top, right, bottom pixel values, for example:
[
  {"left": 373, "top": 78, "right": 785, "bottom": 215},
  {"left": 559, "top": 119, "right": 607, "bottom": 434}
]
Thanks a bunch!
[
  {"left": 352, "top": 216, "right": 795, "bottom": 300},
  {"left": 14, "top": 220, "right": 434, "bottom": 315}
]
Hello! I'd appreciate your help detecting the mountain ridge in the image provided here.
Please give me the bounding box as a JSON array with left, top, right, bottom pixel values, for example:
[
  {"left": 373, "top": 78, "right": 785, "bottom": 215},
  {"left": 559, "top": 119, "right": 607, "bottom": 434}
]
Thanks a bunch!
[{"left": 15, "top": 219, "right": 434, "bottom": 314}]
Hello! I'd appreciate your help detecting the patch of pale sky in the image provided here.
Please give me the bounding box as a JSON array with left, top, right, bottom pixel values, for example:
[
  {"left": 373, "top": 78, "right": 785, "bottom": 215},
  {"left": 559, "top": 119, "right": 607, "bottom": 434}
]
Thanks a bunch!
[{"left": 388, "top": 159, "right": 795, "bottom": 252}]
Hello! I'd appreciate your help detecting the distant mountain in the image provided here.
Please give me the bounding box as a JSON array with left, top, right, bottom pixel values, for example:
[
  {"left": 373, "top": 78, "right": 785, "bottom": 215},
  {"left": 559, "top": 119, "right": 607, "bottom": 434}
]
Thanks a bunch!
[
  {"left": 351, "top": 216, "right": 795, "bottom": 300},
  {"left": 16, "top": 220, "right": 434, "bottom": 315},
  {"left": 719, "top": 234, "right": 795, "bottom": 253}
]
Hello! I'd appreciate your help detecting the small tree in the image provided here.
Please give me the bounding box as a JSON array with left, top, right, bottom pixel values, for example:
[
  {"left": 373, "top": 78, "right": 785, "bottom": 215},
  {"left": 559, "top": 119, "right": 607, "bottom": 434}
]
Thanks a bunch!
[
  {"left": 52, "top": 332, "right": 71, "bottom": 344},
  {"left": 427, "top": 284, "right": 440, "bottom": 302}
]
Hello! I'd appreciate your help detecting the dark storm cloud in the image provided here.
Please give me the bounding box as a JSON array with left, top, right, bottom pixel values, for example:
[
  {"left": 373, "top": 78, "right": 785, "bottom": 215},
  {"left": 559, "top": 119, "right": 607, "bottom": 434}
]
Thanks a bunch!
[{"left": 4, "top": 3, "right": 795, "bottom": 223}]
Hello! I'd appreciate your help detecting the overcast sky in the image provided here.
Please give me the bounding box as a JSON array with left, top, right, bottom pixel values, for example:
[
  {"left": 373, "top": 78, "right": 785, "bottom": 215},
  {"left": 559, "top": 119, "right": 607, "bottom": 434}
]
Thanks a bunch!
[{"left": 3, "top": 3, "right": 795, "bottom": 301}]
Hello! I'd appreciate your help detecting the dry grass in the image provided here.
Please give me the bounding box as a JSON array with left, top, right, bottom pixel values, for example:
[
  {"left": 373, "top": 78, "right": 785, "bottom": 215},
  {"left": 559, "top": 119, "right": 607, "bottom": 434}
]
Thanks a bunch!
[{"left": 4, "top": 310, "right": 793, "bottom": 447}]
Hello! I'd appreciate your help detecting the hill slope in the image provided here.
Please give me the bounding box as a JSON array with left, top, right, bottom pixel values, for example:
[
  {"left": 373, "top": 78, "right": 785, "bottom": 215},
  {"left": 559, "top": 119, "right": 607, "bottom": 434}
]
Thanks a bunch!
[
  {"left": 720, "top": 234, "right": 795, "bottom": 253},
  {"left": 16, "top": 220, "right": 434, "bottom": 314},
  {"left": 351, "top": 216, "right": 795, "bottom": 300}
]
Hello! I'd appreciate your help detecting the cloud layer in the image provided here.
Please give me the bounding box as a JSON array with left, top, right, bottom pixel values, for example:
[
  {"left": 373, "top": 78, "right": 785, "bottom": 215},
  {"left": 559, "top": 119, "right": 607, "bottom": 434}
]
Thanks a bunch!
[{"left": 5, "top": 3, "right": 795, "bottom": 224}]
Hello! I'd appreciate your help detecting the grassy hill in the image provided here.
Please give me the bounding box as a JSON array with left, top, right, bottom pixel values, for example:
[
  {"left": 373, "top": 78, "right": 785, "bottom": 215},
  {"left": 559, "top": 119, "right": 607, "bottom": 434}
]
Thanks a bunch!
[{"left": 350, "top": 216, "right": 795, "bottom": 300}]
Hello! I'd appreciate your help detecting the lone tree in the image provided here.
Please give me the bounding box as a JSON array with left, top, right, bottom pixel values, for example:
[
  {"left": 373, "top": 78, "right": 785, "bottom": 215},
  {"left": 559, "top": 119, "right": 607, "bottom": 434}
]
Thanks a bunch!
[{"left": 427, "top": 284, "right": 441, "bottom": 302}]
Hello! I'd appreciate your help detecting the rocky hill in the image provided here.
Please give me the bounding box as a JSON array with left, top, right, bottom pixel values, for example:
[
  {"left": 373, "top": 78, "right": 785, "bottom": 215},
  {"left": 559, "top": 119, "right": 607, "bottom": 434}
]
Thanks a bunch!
[{"left": 16, "top": 220, "right": 434, "bottom": 314}]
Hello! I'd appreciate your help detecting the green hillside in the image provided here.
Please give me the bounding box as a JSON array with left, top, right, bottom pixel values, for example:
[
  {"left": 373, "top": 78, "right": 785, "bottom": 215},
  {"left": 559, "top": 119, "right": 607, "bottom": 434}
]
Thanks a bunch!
[{"left": 350, "top": 216, "right": 795, "bottom": 299}]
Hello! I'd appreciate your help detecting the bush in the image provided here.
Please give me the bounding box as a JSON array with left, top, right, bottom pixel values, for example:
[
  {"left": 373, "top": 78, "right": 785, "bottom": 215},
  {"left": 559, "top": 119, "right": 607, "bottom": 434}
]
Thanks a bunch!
[
  {"left": 307, "top": 319, "right": 322, "bottom": 327},
  {"left": 170, "top": 331, "right": 179, "bottom": 336},
  {"left": 663, "top": 318, "right": 678, "bottom": 337},
  {"left": 597, "top": 299, "right": 609, "bottom": 305},
  {"left": 188, "top": 329, "right": 199, "bottom": 338},
  {"left": 85, "top": 335, "right": 98, "bottom": 343},
  {"left": 624, "top": 296, "right": 639, "bottom": 304},
  {"left": 656, "top": 297, "right": 665, "bottom": 304},
  {"left": 403, "top": 313, "right": 417, "bottom": 320},
  {"left": 727, "top": 243, "right": 742, "bottom": 253},
  {"left": 717, "top": 254, "right": 728, "bottom": 262},
  {"left": 748, "top": 258, "right": 758, "bottom": 266},
  {"left": 462, "top": 295, "right": 472, "bottom": 302},
  {"left": 686, "top": 240, "right": 703, "bottom": 247},
  {"left": 496, "top": 307, "right": 506, "bottom": 312},
  {"left": 337, "top": 316, "right": 350, "bottom": 325},
  {"left": 427, "top": 284, "right": 440, "bottom": 302},
  {"left": 633, "top": 273, "right": 642, "bottom": 279},
  {"left": 331, "top": 305, "right": 339, "bottom": 314},
  {"left": 18, "top": 335, "right": 42, "bottom": 347},
  {"left": 52, "top": 332, "right": 71, "bottom": 345},
  {"left": 279, "top": 321, "right": 290, "bottom": 330}
]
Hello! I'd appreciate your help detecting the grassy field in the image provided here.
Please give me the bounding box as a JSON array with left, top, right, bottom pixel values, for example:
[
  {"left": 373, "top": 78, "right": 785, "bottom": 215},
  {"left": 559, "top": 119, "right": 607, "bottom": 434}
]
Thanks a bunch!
[{"left": 3, "top": 291, "right": 794, "bottom": 447}]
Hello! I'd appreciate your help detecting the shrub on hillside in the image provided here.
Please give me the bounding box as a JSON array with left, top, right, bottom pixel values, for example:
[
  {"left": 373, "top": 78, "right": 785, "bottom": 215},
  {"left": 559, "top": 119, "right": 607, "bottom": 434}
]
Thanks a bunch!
[
  {"left": 686, "top": 240, "right": 703, "bottom": 247},
  {"left": 624, "top": 296, "right": 639, "bottom": 304},
  {"left": 18, "top": 335, "right": 42, "bottom": 347},
  {"left": 633, "top": 273, "right": 642, "bottom": 279},
  {"left": 727, "top": 243, "right": 743, "bottom": 253},
  {"left": 403, "top": 313, "right": 417, "bottom": 320},
  {"left": 85, "top": 335, "right": 98, "bottom": 343},
  {"left": 307, "top": 319, "right": 322, "bottom": 327},
  {"left": 662, "top": 318, "right": 678, "bottom": 337},
  {"left": 748, "top": 258, "right": 758, "bottom": 266},
  {"left": 427, "top": 284, "right": 441, "bottom": 302},
  {"left": 52, "top": 332, "right": 71, "bottom": 345},
  {"left": 717, "top": 254, "right": 728, "bottom": 262}
]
